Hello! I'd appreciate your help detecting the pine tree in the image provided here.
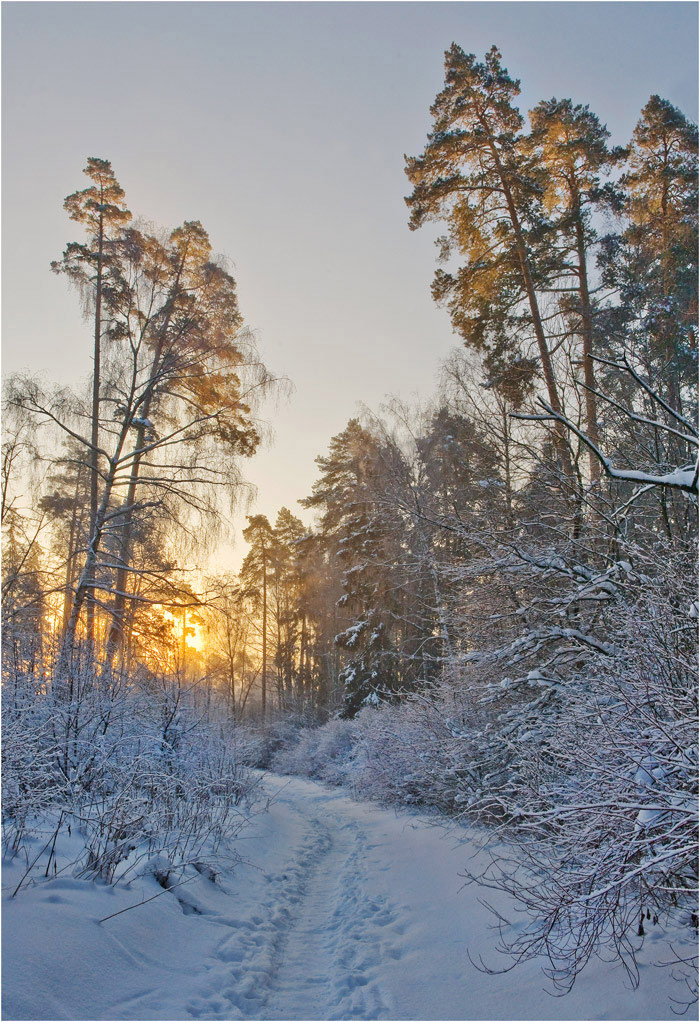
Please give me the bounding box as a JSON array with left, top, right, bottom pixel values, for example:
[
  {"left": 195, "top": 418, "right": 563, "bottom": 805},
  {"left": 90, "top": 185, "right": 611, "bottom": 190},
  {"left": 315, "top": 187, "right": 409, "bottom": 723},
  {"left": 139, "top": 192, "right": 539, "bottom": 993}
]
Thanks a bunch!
[
  {"left": 292, "top": 530, "right": 344, "bottom": 712},
  {"left": 528, "top": 99, "right": 622, "bottom": 482},
  {"left": 620, "top": 96, "right": 698, "bottom": 412},
  {"left": 241, "top": 514, "right": 277, "bottom": 715},
  {"left": 302, "top": 420, "right": 406, "bottom": 715},
  {"left": 405, "top": 45, "right": 574, "bottom": 477},
  {"left": 272, "top": 508, "right": 306, "bottom": 708}
]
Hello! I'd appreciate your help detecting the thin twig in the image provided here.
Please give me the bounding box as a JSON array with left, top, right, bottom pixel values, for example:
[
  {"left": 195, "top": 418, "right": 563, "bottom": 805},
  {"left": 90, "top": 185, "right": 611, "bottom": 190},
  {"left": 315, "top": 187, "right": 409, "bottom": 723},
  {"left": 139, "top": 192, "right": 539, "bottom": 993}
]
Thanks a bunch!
[{"left": 98, "top": 874, "right": 196, "bottom": 924}]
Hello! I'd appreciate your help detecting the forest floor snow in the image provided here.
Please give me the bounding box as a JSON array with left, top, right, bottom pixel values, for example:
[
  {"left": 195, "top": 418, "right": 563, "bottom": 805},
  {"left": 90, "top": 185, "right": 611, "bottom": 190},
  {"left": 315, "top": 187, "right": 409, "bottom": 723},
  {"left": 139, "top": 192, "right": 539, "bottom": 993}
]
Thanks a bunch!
[{"left": 2, "top": 773, "right": 686, "bottom": 1021}]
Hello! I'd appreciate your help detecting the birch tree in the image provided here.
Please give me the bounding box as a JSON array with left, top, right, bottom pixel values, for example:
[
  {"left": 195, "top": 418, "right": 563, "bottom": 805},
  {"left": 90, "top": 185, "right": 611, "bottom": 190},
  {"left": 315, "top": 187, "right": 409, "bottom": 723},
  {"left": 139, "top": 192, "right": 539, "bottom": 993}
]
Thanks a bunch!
[{"left": 52, "top": 159, "right": 131, "bottom": 645}]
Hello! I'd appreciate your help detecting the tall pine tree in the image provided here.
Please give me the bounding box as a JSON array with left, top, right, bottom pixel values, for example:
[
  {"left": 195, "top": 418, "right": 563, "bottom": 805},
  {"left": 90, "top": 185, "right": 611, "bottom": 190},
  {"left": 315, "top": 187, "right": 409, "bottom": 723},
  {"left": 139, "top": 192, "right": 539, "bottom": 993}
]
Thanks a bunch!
[{"left": 405, "top": 45, "right": 574, "bottom": 477}]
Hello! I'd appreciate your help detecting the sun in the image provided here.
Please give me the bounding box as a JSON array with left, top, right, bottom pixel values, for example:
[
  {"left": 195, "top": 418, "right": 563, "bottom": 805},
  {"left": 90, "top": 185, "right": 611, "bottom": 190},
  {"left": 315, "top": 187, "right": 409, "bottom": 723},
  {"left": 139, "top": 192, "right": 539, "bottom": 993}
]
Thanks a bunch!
[{"left": 162, "top": 607, "right": 206, "bottom": 654}]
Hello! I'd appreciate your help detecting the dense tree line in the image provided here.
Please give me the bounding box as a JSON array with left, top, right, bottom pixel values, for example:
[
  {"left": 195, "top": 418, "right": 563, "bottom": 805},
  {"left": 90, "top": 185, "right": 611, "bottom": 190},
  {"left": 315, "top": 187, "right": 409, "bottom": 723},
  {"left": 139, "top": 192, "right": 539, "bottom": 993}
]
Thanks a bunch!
[{"left": 206, "top": 52, "right": 697, "bottom": 730}]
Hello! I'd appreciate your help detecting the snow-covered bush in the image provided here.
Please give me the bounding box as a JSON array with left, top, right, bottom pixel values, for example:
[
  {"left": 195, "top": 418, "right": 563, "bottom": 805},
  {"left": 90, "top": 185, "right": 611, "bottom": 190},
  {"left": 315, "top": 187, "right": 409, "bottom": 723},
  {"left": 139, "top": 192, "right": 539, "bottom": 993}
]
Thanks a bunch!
[
  {"left": 2, "top": 666, "right": 262, "bottom": 889},
  {"left": 236, "top": 712, "right": 318, "bottom": 769},
  {"left": 2, "top": 686, "right": 64, "bottom": 854},
  {"left": 458, "top": 552, "right": 698, "bottom": 996},
  {"left": 266, "top": 680, "right": 490, "bottom": 812},
  {"left": 270, "top": 717, "right": 357, "bottom": 785},
  {"left": 349, "top": 693, "right": 468, "bottom": 811}
]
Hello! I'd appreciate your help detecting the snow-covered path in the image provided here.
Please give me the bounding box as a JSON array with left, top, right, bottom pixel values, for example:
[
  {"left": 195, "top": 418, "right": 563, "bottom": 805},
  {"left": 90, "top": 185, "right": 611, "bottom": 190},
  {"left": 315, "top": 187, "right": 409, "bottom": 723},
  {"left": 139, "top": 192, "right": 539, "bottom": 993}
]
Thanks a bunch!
[
  {"left": 185, "top": 783, "right": 409, "bottom": 1021},
  {"left": 259, "top": 814, "right": 391, "bottom": 1021},
  {"left": 2, "top": 773, "right": 683, "bottom": 1021}
]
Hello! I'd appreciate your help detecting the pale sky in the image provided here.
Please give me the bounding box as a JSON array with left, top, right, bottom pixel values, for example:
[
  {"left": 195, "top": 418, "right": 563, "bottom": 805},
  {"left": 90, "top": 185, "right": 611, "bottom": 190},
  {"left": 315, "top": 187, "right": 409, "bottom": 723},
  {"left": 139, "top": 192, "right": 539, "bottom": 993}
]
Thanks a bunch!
[{"left": 3, "top": 1, "right": 698, "bottom": 568}]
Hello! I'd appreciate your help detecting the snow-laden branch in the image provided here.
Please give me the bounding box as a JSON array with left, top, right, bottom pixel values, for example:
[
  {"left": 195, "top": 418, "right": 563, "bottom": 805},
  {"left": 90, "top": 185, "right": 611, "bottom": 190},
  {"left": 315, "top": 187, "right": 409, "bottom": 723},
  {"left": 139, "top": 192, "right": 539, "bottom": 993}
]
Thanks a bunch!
[{"left": 514, "top": 398, "right": 699, "bottom": 495}]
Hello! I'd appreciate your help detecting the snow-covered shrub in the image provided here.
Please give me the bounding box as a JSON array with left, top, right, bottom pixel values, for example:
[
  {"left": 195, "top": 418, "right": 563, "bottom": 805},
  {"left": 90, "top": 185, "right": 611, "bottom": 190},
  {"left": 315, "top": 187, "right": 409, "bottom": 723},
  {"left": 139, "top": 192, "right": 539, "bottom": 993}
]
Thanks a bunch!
[
  {"left": 237, "top": 712, "right": 317, "bottom": 768},
  {"left": 2, "top": 690, "right": 65, "bottom": 853},
  {"left": 264, "top": 678, "right": 495, "bottom": 813},
  {"left": 270, "top": 717, "right": 357, "bottom": 785},
  {"left": 2, "top": 666, "right": 262, "bottom": 888},
  {"left": 75, "top": 724, "right": 259, "bottom": 883},
  {"left": 459, "top": 553, "right": 699, "bottom": 996},
  {"left": 321, "top": 677, "right": 486, "bottom": 813}
]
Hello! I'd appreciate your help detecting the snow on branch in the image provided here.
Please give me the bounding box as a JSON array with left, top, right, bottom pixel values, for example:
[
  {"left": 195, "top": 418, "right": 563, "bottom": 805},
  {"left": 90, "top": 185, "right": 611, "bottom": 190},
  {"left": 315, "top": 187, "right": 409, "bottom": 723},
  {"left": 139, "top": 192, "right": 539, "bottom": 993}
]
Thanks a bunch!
[{"left": 514, "top": 398, "right": 698, "bottom": 495}]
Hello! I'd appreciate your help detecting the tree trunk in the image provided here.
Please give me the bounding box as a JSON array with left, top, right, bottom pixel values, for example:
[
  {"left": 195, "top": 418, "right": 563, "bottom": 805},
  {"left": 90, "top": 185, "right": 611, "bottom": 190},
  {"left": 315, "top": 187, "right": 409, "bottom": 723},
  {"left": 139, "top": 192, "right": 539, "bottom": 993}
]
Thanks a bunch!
[
  {"left": 103, "top": 414, "right": 149, "bottom": 667},
  {"left": 485, "top": 132, "right": 575, "bottom": 479},
  {"left": 574, "top": 212, "right": 601, "bottom": 485},
  {"left": 299, "top": 612, "right": 308, "bottom": 705},
  {"left": 86, "top": 206, "right": 104, "bottom": 649},
  {"left": 57, "top": 456, "right": 118, "bottom": 690},
  {"left": 261, "top": 542, "right": 267, "bottom": 717},
  {"left": 62, "top": 464, "right": 86, "bottom": 636}
]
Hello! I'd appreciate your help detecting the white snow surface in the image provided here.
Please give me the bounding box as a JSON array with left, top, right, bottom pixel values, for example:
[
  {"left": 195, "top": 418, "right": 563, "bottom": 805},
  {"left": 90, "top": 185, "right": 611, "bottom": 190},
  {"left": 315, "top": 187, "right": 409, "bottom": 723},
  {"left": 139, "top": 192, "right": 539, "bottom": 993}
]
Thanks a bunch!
[{"left": 2, "top": 773, "right": 683, "bottom": 1021}]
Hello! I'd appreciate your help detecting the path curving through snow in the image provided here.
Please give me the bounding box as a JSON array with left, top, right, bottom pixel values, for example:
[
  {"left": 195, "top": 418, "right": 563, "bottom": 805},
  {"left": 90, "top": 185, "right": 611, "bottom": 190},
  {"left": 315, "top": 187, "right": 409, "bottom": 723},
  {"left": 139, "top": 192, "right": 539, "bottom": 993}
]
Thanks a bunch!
[
  {"left": 186, "top": 783, "right": 404, "bottom": 1021},
  {"left": 2, "top": 773, "right": 684, "bottom": 1021}
]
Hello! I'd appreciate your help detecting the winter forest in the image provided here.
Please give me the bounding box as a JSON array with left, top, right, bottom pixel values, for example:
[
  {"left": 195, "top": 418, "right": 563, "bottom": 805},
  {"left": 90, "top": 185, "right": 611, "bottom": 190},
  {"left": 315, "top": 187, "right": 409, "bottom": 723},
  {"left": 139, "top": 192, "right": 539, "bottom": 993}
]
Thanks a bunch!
[{"left": 2, "top": 9, "right": 698, "bottom": 1022}]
